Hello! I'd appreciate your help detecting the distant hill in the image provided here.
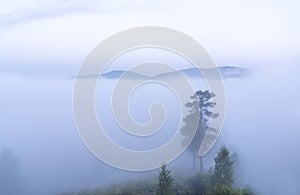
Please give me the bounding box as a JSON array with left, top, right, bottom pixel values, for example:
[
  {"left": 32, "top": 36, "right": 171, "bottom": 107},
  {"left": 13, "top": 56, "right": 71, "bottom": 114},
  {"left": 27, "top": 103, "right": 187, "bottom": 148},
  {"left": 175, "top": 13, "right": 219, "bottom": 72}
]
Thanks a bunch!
[
  {"left": 74, "top": 66, "right": 251, "bottom": 80},
  {"left": 102, "top": 70, "right": 149, "bottom": 80},
  {"left": 155, "top": 66, "right": 250, "bottom": 79}
]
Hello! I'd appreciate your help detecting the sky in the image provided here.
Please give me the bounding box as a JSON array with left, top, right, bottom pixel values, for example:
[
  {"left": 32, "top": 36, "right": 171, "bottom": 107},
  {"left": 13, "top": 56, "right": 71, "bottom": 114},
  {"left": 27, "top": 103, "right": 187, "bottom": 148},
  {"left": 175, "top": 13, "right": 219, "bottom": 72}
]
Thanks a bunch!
[
  {"left": 0, "top": 0, "right": 299, "bottom": 77},
  {"left": 0, "top": 0, "right": 300, "bottom": 195}
]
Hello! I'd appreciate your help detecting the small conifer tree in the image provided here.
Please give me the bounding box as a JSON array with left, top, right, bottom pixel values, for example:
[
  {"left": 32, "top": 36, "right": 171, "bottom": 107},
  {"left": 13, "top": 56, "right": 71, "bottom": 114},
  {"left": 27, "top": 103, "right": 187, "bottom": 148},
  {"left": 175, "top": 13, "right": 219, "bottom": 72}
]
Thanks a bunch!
[
  {"left": 157, "top": 163, "right": 174, "bottom": 195},
  {"left": 212, "top": 146, "right": 234, "bottom": 188}
]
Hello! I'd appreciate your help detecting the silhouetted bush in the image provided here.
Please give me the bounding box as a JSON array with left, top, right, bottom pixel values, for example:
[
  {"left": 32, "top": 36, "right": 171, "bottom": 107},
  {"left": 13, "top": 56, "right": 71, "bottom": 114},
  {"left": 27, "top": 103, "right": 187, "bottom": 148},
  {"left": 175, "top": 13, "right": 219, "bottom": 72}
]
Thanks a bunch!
[
  {"left": 57, "top": 146, "right": 256, "bottom": 195},
  {"left": 0, "top": 148, "right": 23, "bottom": 195}
]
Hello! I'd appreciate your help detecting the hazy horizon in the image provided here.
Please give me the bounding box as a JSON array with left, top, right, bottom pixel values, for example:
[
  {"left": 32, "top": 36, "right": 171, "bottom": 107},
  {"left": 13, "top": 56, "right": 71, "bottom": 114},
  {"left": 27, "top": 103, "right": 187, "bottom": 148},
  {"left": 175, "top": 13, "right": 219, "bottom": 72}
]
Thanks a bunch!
[{"left": 1, "top": 1, "right": 299, "bottom": 194}]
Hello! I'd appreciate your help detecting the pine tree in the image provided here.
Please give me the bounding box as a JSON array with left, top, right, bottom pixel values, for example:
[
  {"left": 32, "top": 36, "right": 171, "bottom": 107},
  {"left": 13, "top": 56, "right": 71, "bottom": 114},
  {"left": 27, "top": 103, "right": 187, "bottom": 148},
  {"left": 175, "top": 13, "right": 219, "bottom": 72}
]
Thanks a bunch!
[
  {"left": 181, "top": 90, "right": 218, "bottom": 171},
  {"left": 157, "top": 163, "right": 174, "bottom": 195},
  {"left": 212, "top": 146, "right": 234, "bottom": 188}
]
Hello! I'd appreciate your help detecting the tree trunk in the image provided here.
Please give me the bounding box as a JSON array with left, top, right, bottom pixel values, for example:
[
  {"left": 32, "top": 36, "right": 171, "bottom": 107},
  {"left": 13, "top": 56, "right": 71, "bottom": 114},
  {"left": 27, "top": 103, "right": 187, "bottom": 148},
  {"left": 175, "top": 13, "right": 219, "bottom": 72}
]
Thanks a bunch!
[
  {"left": 193, "top": 152, "right": 196, "bottom": 170},
  {"left": 200, "top": 156, "right": 203, "bottom": 173}
]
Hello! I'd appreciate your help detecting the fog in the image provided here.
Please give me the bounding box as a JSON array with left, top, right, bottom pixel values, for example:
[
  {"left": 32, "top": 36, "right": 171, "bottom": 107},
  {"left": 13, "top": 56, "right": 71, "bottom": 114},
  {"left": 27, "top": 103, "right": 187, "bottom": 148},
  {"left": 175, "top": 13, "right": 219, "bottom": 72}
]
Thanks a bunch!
[
  {"left": 1, "top": 1, "right": 299, "bottom": 194},
  {"left": 223, "top": 65, "right": 300, "bottom": 195},
  {"left": 0, "top": 61, "right": 299, "bottom": 194}
]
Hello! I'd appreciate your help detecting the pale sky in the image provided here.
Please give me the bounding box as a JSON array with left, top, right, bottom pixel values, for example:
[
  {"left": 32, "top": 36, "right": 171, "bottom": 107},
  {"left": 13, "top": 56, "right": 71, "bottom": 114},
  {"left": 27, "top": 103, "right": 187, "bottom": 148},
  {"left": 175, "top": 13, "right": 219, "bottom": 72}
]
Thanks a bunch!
[{"left": 0, "top": 0, "right": 299, "bottom": 77}]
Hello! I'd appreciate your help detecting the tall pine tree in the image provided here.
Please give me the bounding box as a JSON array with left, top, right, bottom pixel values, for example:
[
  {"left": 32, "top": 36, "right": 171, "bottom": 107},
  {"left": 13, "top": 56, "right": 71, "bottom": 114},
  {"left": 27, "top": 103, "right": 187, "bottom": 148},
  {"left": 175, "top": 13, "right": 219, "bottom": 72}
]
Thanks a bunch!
[{"left": 181, "top": 90, "right": 218, "bottom": 171}]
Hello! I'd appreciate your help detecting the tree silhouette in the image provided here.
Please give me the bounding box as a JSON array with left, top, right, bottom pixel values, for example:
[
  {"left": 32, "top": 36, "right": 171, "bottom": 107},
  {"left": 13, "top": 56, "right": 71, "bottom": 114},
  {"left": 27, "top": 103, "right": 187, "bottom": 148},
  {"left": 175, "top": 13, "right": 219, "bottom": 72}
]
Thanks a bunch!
[
  {"left": 181, "top": 90, "right": 218, "bottom": 171},
  {"left": 157, "top": 163, "right": 174, "bottom": 195},
  {"left": 212, "top": 146, "right": 234, "bottom": 188}
]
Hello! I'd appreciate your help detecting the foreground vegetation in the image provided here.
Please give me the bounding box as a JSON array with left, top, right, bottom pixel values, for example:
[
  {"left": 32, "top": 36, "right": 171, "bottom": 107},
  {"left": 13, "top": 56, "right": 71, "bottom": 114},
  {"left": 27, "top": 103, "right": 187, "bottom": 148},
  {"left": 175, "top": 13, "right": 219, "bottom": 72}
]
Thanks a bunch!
[{"left": 58, "top": 146, "right": 255, "bottom": 195}]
